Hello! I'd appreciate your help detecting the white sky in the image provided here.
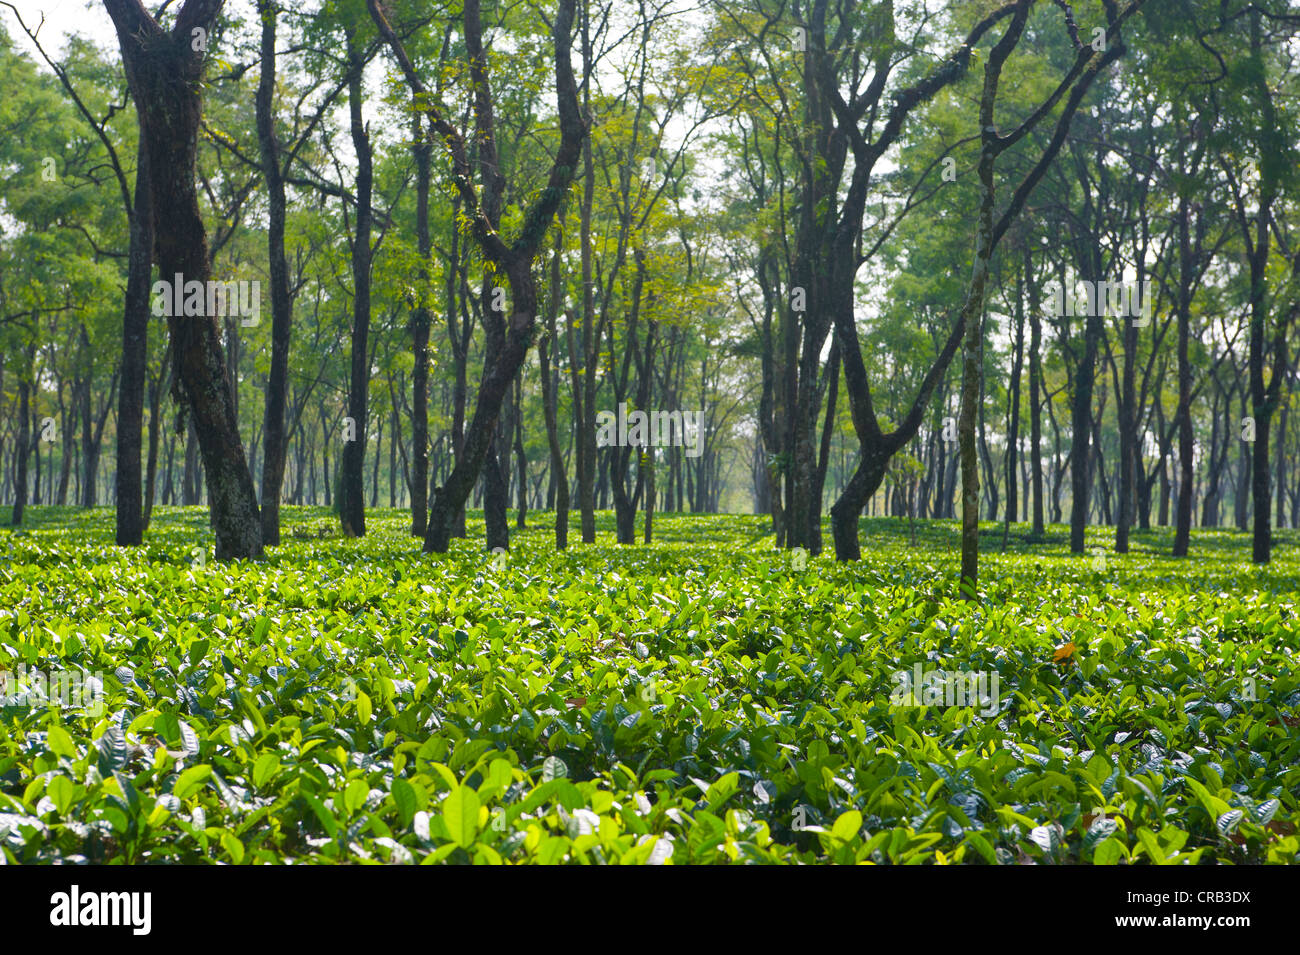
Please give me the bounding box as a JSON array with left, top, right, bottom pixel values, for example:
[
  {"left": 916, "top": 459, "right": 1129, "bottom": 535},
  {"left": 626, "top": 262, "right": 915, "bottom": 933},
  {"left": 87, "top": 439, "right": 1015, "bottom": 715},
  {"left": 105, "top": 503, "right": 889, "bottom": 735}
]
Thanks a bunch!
[{"left": 4, "top": 0, "right": 119, "bottom": 59}]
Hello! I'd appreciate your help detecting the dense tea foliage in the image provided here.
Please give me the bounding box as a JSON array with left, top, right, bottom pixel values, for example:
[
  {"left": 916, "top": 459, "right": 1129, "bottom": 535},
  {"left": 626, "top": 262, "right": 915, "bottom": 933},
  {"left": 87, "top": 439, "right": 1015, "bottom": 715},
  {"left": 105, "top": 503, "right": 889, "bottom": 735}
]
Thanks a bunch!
[{"left": 1, "top": 508, "right": 1297, "bottom": 864}]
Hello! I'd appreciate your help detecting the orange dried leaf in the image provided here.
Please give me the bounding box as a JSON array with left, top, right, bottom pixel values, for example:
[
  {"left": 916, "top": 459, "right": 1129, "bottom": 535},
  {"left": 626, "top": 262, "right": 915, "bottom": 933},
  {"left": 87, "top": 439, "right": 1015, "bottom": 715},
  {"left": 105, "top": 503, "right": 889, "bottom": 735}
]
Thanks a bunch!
[{"left": 1052, "top": 642, "right": 1077, "bottom": 664}]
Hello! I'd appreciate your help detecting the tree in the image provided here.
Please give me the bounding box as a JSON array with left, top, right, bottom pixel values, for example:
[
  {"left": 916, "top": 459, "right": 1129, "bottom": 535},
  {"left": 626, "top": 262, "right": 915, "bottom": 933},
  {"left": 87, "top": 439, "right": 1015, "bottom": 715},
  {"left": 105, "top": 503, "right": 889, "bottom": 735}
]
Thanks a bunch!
[
  {"left": 368, "top": 0, "right": 588, "bottom": 553},
  {"left": 103, "top": 0, "right": 262, "bottom": 559}
]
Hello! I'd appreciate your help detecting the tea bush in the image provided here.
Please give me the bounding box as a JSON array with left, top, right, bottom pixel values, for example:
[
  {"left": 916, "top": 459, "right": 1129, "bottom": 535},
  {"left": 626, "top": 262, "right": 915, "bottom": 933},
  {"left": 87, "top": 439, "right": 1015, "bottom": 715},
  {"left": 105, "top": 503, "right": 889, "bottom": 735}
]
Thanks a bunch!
[{"left": 1, "top": 507, "right": 1296, "bottom": 864}]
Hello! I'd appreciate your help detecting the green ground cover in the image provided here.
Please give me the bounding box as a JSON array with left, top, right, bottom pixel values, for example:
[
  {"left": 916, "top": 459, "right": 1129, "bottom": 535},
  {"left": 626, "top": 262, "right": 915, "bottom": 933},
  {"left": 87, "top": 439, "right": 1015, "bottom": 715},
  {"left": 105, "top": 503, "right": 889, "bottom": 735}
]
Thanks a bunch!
[{"left": 1, "top": 507, "right": 1296, "bottom": 864}]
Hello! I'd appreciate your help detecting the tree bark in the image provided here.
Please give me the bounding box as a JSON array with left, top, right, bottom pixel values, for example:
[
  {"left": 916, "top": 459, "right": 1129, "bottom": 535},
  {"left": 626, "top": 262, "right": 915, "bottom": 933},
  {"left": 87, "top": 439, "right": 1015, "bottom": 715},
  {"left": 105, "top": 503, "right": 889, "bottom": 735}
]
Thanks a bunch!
[
  {"left": 115, "top": 137, "right": 153, "bottom": 544},
  {"left": 369, "top": 0, "right": 585, "bottom": 554},
  {"left": 957, "top": 13, "right": 1019, "bottom": 598},
  {"left": 339, "top": 36, "right": 372, "bottom": 538},
  {"left": 104, "top": 0, "right": 262, "bottom": 559},
  {"left": 256, "top": 0, "right": 293, "bottom": 547},
  {"left": 11, "top": 351, "right": 33, "bottom": 526},
  {"left": 410, "top": 112, "right": 432, "bottom": 536},
  {"left": 540, "top": 237, "right": 569, "bottom": 549}
]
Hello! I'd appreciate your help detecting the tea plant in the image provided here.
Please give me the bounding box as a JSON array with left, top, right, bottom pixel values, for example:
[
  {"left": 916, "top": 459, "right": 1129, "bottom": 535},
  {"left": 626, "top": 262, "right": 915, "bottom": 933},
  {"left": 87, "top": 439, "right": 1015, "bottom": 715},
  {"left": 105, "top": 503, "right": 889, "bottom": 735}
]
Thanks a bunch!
[{"left": 0, "top": 507, "right": 1296, "bottom": 864}]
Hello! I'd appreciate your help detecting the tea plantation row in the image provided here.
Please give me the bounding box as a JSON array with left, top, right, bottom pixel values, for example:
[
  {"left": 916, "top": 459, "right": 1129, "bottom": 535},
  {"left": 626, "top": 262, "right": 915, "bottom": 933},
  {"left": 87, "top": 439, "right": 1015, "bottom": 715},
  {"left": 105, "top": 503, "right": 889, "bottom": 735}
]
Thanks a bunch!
[{"left": 1, "top": 507, "right": 1296, "bottom": 864}]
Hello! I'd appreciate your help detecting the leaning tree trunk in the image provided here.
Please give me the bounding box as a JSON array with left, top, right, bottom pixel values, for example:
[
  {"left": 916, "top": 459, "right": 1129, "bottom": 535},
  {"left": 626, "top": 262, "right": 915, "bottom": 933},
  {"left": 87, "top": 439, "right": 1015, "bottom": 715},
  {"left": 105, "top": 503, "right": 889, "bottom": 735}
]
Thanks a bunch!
[
  {"left": 104, "top": 0, "right": 262, "bottom": 559},
  {"left": 368, "top": 0, "right": 585, "bottom": 555},
  {"left": 425, "top": 265, "right": 550, "bottom": 552},
  {"left": 115, "top": 137, "right": 153, "bottom": 545}
]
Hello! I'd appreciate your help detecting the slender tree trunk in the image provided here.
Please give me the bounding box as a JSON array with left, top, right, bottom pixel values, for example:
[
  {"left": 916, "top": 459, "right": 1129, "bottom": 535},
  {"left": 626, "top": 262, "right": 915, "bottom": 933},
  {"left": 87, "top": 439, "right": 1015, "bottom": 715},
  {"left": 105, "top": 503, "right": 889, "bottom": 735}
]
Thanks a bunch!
[
  {"left": 340, "top": 38, "right": 372, "bottom": 538},
  {"left": 540, "top": 239, "right": 569, "bottom": 549},
  {"left": 1236, "top": 389, "right": 1252, "bottom": 531},
  {"left": 514, "top": 375, "right": 527, "bottom": 529},
  {"left": 257, "top": 0, "right": 292, "bottom": 547},
  {"left": 1116, "top": 297, "right": 1139, "bottom": 553},
  {"left": 1069, "top": 302, "right": 1103, "bottom": 553},
  {"left": 410, "top": 113, "right": 432, "bottom": 536},
  {"left": 1006, "top": 258, "right": 1024, "bottom": 528},
  {"left": 370, "top": 418, "right": 382, "bottom": 509},
  {"left": 810, "top": 342, "right": 840, "bottom": 552},
  {"left": 11, "top": 357, "right": 32, "bottom": 526},
  {"left": 1201, "top": 387, "right": 1222, "bottom": 527},
  {"left": 143, "top": 350, "right": 168, "bottom": 531},
  {"left": 484, "top": 425, "right": 510, "bottom": 549},
  {"left": 115, "top": 137, "right": 153, "bottom": 545},
  {"left": 957, "top": 93, "right": 1001, "bottom": 597},
  {"left": 1172, "top": 268, "right": 1194, "bottom": 555},
  {"left": 182, "top": 420, "right": 199, "bottom": 506},
  {"left": 1029, "top": 274, "right": 1044, "bottom": 538},
  {"left": 1275, "top": 403, "right": 1289, "bottom": 530}
]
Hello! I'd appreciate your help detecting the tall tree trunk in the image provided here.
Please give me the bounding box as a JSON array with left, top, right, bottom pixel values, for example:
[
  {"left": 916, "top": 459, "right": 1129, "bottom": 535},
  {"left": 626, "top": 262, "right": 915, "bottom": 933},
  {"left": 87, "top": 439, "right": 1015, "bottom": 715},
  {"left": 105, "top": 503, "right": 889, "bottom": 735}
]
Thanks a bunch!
[
  {"left": 540, "top": 238, "right": 569, "bottom": 549},
  {"left": 115, "top": 138, "right": 153, "bottom": 544},
  {"left": 1201, "top": 386, "right": 1222, "bottom": 527},
  {"left": 1069, "top": 302, "right": 1103, "bottom": 554},
  {"left": 957, "top": 56, "right": 1005, "bottom": 597},
  {"left": 104, "top": 0, "right": 262, "bottom": 559},
  {"left": 1243, "top": 9, "right": 1283, "bottom": 563},
  {"left": 182, "top": 419, "right": 200, "bottom": 506},
  {"left": 1115, "top": 296, "right": 1139, "bottom": 553},
  {"left": 1029, "top": 271, "right": 1045, "bottom": 536},
  {"left": 538, "top": 248, "right": 569, "bottom": 545},
  {"left": 11, "top": 353, "right": 33, "bottom": 526},
  {"left": 484, "top": 426, "right": 510, "bottom": 550},
  {"left": 514, "top": 374, "right": 527, "bottom": 529},
  {"left": 257, "top": 0, "right": 293, "bottom": 547},
  {"left": 1275, "top": 403, "right": 1289, "bottom": 530},
  {"left": 370, "top": 418, "right": 382, "bottom": 508},
  {"left": 810, "top": 342, "right": 840, "bottom": 552},
  {"left": 369, "top": 0, "right": 585, "bottom": 554},
  {"left": 339, "top": 37, "right": 372, "bottom": 538},
  {"left": 1236, "top": 389, "right": 1252, "bottom": 532},
  {"left": 410, "top": 112, "right": 432, "bottom": 536},
  {"left": 78, "top": 357, "right": 95, "bottom": 507},
  {"left": 1006, "top": 256, "right": 1025, "bottom": 529},
  {"left": 575, "top": 4, "right": 597, "bottom": 546},
  {"left": 143, "top": 348, "right": 169, "bottom": 531},
  {"left": 1172, "top": 223, "right": 1194, "bottom": 556},
  {"left": 56, "top": 398, "right": 74, "bottom": 505}
]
